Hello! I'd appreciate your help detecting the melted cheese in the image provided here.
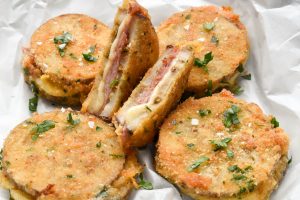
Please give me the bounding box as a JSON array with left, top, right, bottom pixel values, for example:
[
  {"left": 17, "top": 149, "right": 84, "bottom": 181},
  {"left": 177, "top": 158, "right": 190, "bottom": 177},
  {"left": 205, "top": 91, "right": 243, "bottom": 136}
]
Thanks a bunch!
[{"left": 123, "top": 50, "right": 191, "bottom": 131}]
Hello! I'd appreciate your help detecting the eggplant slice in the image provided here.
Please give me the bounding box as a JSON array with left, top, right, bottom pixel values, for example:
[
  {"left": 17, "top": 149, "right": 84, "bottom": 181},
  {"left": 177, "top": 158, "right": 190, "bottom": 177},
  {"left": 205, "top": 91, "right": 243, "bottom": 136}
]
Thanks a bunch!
[
  {"left": 113, "top": 45, "right": 194, "bottom": 148},
  {"left": 81, "top": 0, "right": 159, "bottom": 121}
]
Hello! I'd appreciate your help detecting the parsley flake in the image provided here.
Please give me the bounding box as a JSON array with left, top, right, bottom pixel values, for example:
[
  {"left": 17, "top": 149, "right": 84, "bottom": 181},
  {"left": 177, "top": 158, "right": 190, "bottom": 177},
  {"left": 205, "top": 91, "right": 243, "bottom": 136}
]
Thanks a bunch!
[
  {"left": 223, "top": 105, "right": 240, "bottom": 128},
  {"left": 242, "top": 73, "right": 251, "bottom": 80},
  {"left": 54, "top": 32, "right": 72, "bottom": 57},
  {"left": 194, "top": 52, "right": 213, "bottom": 72},
  {"left": 271, "top": 117, "right": 279, "bottom": 128},
  {"left": 82, "top": 45, "right": 98, "bottom": 62},
  {"left": 137, "top": 173, "right": 153, "bottom": 190},
  {"left": 210, "top": 137, "right": 232, "bottom": 151},
  {"left": 227, "top": 149, "right": 234, "bottom": 158},
  {"left": 96, "top": 126, "right": 102, "bottom": 131},
  {"left": 205, "top": 80, "right": 213, "bottom": 96},
  {"left": 198, "top": 109, "right": 211, "bottom": 117},
  {"left": 31, "top": 120, "right": 55, "bottom": 141},
  {"left": 187, "top": 156, "right": 209, "bottom": 172},
  {"left": 203, "top": 22, "right": 215, "bottom": 31},
  {"left": 211, "top": 35, "right": 219, "bottom": 45},
  {"left": 67, "top": 113, "right": 80, "bottom": 126}
]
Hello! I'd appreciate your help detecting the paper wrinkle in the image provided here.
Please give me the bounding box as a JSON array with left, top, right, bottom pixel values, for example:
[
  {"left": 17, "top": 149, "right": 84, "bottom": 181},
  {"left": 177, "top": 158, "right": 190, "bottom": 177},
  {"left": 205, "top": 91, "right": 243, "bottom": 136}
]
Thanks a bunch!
[{"left": 0, "top": 0, "right": 299, "bottom": 199}]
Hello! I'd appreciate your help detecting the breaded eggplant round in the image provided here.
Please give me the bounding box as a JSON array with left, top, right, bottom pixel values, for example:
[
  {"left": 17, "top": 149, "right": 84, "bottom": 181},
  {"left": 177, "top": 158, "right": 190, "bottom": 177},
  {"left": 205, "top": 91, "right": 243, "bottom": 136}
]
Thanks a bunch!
[
  {"left": 23, "top": 14, "right": 111, "bottom": 106},
  {"left": 156, "top": 90, "right": 289, "bottom": 199},
  {"left": 157, "top": 6, "right": 249, "bottom": 96},
  {"left": 0, "top": 110, "right": 141, "bottom": 199}
]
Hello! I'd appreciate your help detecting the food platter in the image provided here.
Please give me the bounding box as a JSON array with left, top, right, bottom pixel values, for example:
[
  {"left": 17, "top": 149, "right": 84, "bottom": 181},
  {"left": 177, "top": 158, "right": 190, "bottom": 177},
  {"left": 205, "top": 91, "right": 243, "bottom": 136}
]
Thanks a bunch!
[{"left": 0, "top": 0, "right": 299, "bottom": 199}]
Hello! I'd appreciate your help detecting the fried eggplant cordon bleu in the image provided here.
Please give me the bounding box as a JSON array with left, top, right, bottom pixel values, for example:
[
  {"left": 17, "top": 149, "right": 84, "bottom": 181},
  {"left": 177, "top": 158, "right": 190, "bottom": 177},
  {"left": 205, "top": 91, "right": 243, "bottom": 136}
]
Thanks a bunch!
[
  {"left": 156, "top": 90, "right": 289, "bottom": 200},
  {"left": 81, "top": 0, "right": 159, "bottom": 121},
  {"left": 113, "top": 45, "right": 194, "bottom": 148},
  {"left": 0, "top": 110, "right": 141, "bottom": 200},
  {"left": 23, "top": 14, "right": 111, "bottom": 106},
  {"left": 158, "top": 6, "right": 249, "bottom": 96}
]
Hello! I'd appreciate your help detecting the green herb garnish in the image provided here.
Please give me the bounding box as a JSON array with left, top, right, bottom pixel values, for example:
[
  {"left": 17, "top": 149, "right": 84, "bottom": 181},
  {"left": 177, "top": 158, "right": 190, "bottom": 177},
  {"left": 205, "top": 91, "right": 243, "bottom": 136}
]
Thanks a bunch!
[
  {"left": 211, "top": 35, "right": 219, "bottom": 45},
  {"left": 227, "top": 149, "right": 234, "bottom": 158},
  {"left": 232, "top": 174, "right": 247, "bottom": 180},
  {"left": 187, "top": 156, "right": 209, "bottom": 172},
  {"left": 223, "top": 105, "right": 240, "bottom": 128},
  {"left": 31, "top": 120, "right": 55, "bottom": 141},
  {"left": 66, "top": 174, "right": 73, "bottom": 179},
  {"left": 271, "top": 117, "right": 279, "bottom": 128},
  {"left": 242, "top": 74, "right": 251, "bottom": 80},
  {"left": 109, "top": 154, "right": 125, "bottom": 159},
  {"left": 237, "top": 63, "right": 244, "bottom": 73},
  {"left": 95, "top": 186, "right": 108, "bottom": 198},
  {"left": 96, "top": 126, "right": 102, "bottom": 131},
  {"left": 205, "top": 80, "right": 213, "bottom": 96},
  {"left": 82, "top": 45, "right": 97, "bottom": 62},
  {"left": 54, "top": 32, "right": 72, "bottom": 57},
  {"left": 198, "top": 109, "right": 211, "bottom": 117},
  {"left": 187, "top": 143, "right": 195, "bottom": 149},
  {"left": 96, "top": 141, "right": 101, "bottom": 148},
  {"left": 29, "top": 83, "right": 39, "bottom": 112},
  {"left": 67, "top": 113, "right": 80, "bottom": 126},
  {"left": 203, "top": 22, "right": 215, "bottom": 31},
  {"left": 175, "top": 131, "right": 182, "bottom": 135},
  {"left": 185, "top": 14, "right": 191, "bottom": 20},
  {"left": 210, "top": 138, "right": 232, "bottom": 151},
  {"left": 288, "top": 156, "right": 292, "bottom": 165},
  {"left": 137, "top": 173, "right": 153, "bottom": 190},
  {"left": 194, "top": 52, "right": 213, "bottom": 72},
  {"left": 0, "top": 149, "right": 3, "bottom": 170}
]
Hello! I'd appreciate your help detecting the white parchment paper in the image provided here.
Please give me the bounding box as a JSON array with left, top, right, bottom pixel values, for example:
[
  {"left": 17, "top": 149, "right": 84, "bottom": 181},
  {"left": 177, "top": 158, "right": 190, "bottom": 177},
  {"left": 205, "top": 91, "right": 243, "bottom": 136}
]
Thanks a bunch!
[{"left": 0, "top": 0, "right": 300, "bottom": 199}]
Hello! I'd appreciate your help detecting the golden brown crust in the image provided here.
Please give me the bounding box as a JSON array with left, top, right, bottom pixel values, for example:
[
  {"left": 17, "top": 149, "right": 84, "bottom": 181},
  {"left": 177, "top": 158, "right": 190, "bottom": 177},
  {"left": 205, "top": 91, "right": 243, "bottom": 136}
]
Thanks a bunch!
[
  {"left": 155, "top": 90, "right": 289, "bottom": 199},
  {"left": 2, "top": 110, "right": 125, "bottom": 199},
  {"left": 157, "top": 6, "right": 249, "bottom": 96},
  {"left": 23, "top": 14, "right": 111, "bottom": 106}
]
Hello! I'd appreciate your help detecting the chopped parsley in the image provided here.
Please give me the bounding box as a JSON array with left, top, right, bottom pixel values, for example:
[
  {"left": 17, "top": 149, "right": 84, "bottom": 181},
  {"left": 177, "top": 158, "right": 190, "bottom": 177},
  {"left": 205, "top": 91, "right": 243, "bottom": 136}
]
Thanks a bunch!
[
  {"left": 187, "top": 143, "right": 195, "bottom": 149},
  {"left": 31, "top": 120, "right": 55, "bottom": 141},
  {"left": 137, "top": 173, "right": 153, "bottom": 190},
  {"left": 96, "top": 126, "right": 102, "bottom": 131},
  {"left": 223, "top": 105, "right": 240, "bottom": 128},
  {"left": 66, "top": 174, "right": 73, "bottom": 179},
  {"left": 185, "top": 14, "right": 191, "bottom": 20},
  {"left": 67, "top": 113, "right": 80, "bottom": 126},
  {"left": 205, "top": 80, "right": 213, "bottom": 96},
  {"left": 288, "top": 156, "right": 292, "bottom": 165},
  {"left": 82, "top": 45, "right": 98, "bottom": 62},
  {"left": 203, "top": 22, "right": 215, "bottom": 31},
  {"left": 227, "top": 149, "right": 234, "bottom": 158},
  {"left": 211, "top": 35, "right": 219, "bottom": 45},
  {"left": 29, "top": 96, "right": 38, "bottom": 112},
  {"left": 194, "top": 52, "right": 213, "bottom": 72},
  {"left": 187, "top": 156, "right": 209, "bottom": 172},
  {"left": 271, "top": 117, "right": 279, "bottom": 128},
  {"left": 54, "top": 32, "right": 72, "bottom": 57},
  {"left": 96, "top": 141, "right": 101, "bottom": 148},
  {"left": 69, "top": 53, "right": 77, "bottom": 59},
  {"left": 228, "top": 164, "right": 256, "bottom": 196},
  {"left": 242, "top": 74, "right": 251, "bottom": 80},
  {"left": 237, "top": 63, "right": 244, "bottom": 73},
  {"left": 109, "top": 79, "right": 119, "bottom": 88},
  {"left": 95, "top": 186, "right": 108, "bottom": 198},
  {"left": 109, "top": 154, "right": 125, "bottom": 159},
  {"left": 210, "top": 137, "right": 232, "bottom": 151},
  {"left": 29, "top": 83, "right": 39, "bottom": 112},
  {"left": 145, "top": 105, "right": 152, "bottom": 112},
  {"left": 198, "top": 109, "right": 211, "bottom": 117},
  {"left": 175, "top": 131, "right": 182, "bottom": 135},
  {"left": 231, "top": 85, "right": 244, "bottom": 95}
]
